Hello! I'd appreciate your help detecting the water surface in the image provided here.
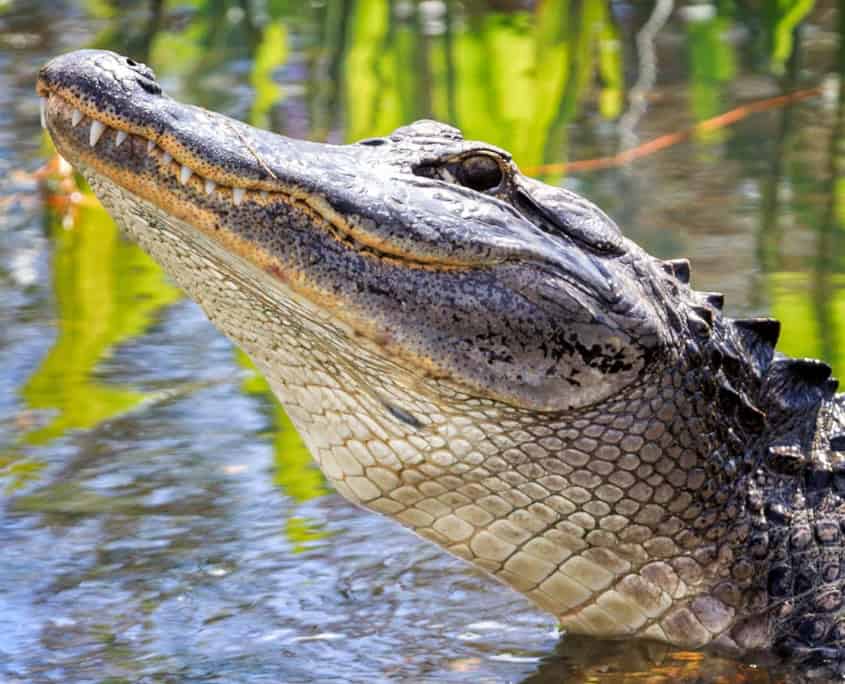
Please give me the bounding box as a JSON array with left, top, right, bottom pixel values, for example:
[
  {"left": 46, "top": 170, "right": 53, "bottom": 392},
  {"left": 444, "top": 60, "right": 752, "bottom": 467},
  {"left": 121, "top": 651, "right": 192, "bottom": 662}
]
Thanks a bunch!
[{"left": 0, "top": 1, "right": 843, "bottom": 682}]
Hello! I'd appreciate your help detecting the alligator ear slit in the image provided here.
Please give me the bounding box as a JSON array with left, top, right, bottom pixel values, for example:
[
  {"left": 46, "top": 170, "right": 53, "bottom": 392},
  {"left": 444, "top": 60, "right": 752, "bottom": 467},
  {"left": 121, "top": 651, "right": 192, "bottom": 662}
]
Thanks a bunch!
[{"left": 513, "top": 175, "right": 625, "bottom": 254}]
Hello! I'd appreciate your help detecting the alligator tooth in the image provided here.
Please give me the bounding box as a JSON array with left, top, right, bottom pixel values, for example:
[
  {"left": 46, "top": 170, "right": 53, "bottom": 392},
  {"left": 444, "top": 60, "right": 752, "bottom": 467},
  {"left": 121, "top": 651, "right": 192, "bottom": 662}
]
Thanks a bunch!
[
  {"left": 232, "top": 188, "right": 245, "bottom": 206},
  {"left": 114, "top": 130, "right": 128, "bottom": 147},
  {"left": 204, "top": 179, "right": 216, "bottom": 195},
  {"left": 40, "top": 97, "right": 47, "bottom": 129},
  {"left": 71, "top": 108, "right": 83, "bottom": 127},
  {"left": 146, "top": 139, "right": 156, "bottom": 154},
  {"left": 179, "top": 165, "right": 193, "bottom": 184},
  {"left": 89, "top": 120, "right": 106, "bottom": 147},
  {"left": 161, "top": 152, "right": 172, "bottom": 165},
  {"left": 56, "top": 154, "right": 72, "bottom": 174},
  {"left": 259, "top": 190, "right": 269, "bottom": 199}
]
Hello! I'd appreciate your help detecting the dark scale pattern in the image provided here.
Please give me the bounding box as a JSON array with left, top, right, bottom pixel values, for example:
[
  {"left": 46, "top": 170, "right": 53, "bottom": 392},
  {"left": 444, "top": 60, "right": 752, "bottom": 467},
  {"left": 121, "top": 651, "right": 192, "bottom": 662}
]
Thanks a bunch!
[{"left": 37, "top": 49, "right": 845, "bottom": 670}]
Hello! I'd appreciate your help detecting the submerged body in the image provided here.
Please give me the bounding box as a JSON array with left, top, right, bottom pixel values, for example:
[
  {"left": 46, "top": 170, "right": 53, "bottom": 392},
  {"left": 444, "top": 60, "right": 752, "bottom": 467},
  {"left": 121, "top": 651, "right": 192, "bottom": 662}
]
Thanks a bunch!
[{"left": 38, "top": 50, "right": 845, "bottom": 664}]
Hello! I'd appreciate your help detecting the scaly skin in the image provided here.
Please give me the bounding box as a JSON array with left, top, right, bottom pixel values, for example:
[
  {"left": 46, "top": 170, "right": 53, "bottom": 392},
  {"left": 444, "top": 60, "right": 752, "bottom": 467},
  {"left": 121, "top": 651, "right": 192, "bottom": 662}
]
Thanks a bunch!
[{"left": 37, "top": 50, "right": 845, "bottom": 665}]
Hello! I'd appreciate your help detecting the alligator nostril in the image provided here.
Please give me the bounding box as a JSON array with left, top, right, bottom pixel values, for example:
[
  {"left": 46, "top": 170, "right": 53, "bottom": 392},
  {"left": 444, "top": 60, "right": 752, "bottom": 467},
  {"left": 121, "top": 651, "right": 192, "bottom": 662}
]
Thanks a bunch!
[
  {"left": 122, "top": 55, "right": 158, "bottom": 85},
  {"left": 137, "top": 76, "right": 162, "bottom": 95}
]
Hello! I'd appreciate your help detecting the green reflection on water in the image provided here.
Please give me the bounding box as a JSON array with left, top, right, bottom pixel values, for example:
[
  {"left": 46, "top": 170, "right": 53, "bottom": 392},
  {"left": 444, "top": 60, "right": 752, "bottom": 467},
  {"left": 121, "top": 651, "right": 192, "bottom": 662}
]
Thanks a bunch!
[
  {"left": 686, "top": 10, "right": 735, "bottom": 141},
  {"left": 767, "top": 0, "right": 815, "bottom": 74},
  {"left": 251, "top": 21, "right": 288, "bottom": 130},
  {"left": 22, "top": 198, "right": 180, "bottom": 447},
  {"left": 5, "top": 192, "right": 180, "bottom": 491},
  {"left": 148, "top": 20, "right": 206, "bottom": 79},
  {"left": 344, "top": 0, "right": 621, "bottom": 167},
  {"left": 236, "top": 350, "right": 327, "bottom": 504},
  {"left": 771, "top": 273, "right": 845, "bottom": 372},
  {"left": 236, "top": 349, "right": 329, "bottom": 549},
  {"left": 767, "top": 94, "right": 844, "bottom": 373}
]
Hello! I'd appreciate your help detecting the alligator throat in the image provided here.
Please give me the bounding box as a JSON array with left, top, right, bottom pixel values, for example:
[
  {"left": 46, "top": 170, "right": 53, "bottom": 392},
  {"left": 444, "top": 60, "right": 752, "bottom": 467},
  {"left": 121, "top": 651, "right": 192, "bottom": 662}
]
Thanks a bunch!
[{"left": 38, "top": 50, "right": 845, "bottom": 665}]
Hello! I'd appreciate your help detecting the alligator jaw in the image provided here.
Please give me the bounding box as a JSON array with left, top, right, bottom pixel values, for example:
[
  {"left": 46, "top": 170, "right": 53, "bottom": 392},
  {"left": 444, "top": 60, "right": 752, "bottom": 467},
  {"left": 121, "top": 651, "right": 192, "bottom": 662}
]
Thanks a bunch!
[
  {"left": 38, "top": 49, "right": 661, "bottom": 415},
  {"left": 36, "top": 50, "right": 474, "bottom": 388}
]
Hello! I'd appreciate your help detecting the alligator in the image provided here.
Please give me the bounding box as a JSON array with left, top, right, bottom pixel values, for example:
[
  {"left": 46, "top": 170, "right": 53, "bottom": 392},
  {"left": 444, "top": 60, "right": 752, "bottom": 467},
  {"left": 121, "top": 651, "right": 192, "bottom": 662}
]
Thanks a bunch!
[{"left": 37, "top": 50, "right": 845, "bottom": 667}]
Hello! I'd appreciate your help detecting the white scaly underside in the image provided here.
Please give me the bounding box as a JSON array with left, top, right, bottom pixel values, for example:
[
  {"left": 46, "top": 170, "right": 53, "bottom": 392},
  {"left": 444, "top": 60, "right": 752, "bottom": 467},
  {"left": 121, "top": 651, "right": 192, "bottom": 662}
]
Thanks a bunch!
[{"left": 89, "top": 174, "right": 741, "bottom": 650}]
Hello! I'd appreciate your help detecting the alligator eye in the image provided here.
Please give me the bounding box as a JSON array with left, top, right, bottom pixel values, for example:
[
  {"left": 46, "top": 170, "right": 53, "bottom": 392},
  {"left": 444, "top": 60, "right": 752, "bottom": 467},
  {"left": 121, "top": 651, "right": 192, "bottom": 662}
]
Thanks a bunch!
[{"left": 457, "top": 154, "right": 503, "bottom": 192}]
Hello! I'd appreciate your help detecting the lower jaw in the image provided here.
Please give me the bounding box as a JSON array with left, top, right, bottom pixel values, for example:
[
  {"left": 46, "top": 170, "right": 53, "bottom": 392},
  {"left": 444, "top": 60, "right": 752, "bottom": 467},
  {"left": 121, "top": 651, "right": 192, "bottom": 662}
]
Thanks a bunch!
[
  {"left": 85, "top": 171, "right": 317, "bottom": 323},
  {"left": 83, "top": 170, "right": 423, "bottom": 376}
]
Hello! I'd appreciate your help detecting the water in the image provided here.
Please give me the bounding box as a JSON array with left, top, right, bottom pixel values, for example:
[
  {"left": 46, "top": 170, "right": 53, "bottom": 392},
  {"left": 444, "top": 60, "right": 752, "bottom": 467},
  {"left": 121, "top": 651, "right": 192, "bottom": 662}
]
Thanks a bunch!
[{"left": 0, "top": 1, "right": 843, "bottom": 682}]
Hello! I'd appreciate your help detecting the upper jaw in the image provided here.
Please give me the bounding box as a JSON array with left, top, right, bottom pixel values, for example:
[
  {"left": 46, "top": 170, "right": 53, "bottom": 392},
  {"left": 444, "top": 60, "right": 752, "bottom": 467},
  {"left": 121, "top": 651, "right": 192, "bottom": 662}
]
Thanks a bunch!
[
  {"left": 37, "top": 49, "right": 363, "bottom": 199},
  {"left": 37, "top": 49, "right": 627, "bottom": 300}
]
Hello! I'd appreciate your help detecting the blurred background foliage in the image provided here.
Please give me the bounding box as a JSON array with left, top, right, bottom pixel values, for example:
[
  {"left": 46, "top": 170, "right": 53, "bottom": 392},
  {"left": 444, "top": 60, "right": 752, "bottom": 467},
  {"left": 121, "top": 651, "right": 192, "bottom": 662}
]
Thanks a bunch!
[{"left": 2, "top": 0, "right": 843, "bottom": 498}]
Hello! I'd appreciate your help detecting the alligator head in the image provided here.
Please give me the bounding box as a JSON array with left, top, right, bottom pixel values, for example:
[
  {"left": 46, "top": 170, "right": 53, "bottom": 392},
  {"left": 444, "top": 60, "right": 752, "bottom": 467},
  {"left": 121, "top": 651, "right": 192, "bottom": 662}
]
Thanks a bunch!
[{"left": 38, "top": 50, "right": 845, "bottom": 664}]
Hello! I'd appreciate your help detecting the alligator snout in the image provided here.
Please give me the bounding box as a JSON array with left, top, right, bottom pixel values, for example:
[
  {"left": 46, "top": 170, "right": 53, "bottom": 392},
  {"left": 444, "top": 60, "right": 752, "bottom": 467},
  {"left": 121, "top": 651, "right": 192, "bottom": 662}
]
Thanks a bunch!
[{"left": 38, "top": 49, "right": 162, "bottom": 102}]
